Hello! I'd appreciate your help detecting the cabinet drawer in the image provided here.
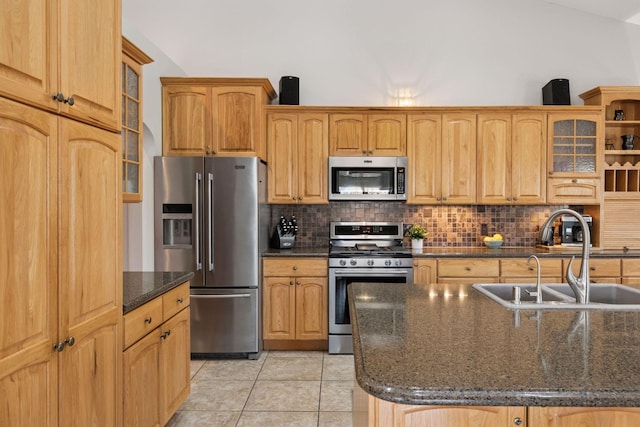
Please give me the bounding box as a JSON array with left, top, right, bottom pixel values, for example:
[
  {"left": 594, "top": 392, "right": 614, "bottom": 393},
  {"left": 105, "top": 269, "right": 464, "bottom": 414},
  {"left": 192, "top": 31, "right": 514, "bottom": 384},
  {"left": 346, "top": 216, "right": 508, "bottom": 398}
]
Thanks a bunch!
[
  {"left": 437, "top": 259, "right": 499, "bottom": 277},
  {"left": 124, "top": 297, "right": 164, "bottom": 349},
  {"left": 547, "top": 178, "right": 600, "bottom": 204},
  {"left": 263, "top": 258, "right": 328, "bottom": 277},
  {"left": 564, "top": 258, "right": 620, "bottom": 277},
  {"left": 622, "top": 259, "right": 640, "bottom": 277},
  {"left": 163, "top": 282, "right": 190, "bottom": 320},
  {"left": 500, "top": 258, "right": 562, "bottom": 277}
]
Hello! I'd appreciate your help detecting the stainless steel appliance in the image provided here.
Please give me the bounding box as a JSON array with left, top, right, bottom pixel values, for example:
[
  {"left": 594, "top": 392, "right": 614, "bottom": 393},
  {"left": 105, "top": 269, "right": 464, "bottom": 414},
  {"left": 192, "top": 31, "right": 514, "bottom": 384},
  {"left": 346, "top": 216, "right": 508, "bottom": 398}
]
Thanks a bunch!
[
  {"left": 328, "top": 156, "right": 407, "bottom": 201},
  {"left": 328, "top": 221, "right": 413, "bottom": 354},
  {"left": 561, "top": 214, "right": 593, "bottom": 246},
  {"left": 154, "top": 156, "right": 269, "bottom": 359}
]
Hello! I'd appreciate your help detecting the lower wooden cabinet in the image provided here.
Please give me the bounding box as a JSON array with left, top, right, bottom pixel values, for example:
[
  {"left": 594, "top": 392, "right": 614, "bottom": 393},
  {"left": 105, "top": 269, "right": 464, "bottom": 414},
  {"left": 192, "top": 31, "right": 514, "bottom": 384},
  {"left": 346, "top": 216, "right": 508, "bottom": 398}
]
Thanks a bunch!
[
  {"left": 262, "top": 258, "right": 328, "bottom": 349},
  {"left": 528, "top": 406, "right": 640, "bottom": 426},
  {"left": 437, "top": 258, "right": 500, "bottom": 285},
  {"left": 413, "top": 259, "right": 437, "bottom": 285},
  {"left": 123, "top": 283, "right": 190, "bottom": 426}
]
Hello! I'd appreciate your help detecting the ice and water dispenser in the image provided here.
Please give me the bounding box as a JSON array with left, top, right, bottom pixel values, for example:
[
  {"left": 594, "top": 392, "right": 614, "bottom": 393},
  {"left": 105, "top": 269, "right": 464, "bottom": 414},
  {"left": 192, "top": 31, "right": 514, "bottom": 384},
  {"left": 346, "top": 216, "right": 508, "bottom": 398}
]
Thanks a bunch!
[{"left": 162, "top": 204, "right": 193, "bottom": 248}]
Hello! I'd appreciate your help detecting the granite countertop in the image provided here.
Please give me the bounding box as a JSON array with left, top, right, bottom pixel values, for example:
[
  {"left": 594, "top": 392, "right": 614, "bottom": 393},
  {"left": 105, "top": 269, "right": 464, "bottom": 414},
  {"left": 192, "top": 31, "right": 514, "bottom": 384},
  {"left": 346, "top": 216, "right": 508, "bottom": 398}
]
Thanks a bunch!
[
  {"left": 123, "top": 271, "right": 194, "bottom": 314},
  {"left": 349, "top": 281, "right": 640, "bottom": 407},
  {"left": 411, "top": 246, "right": 640, "bottom": 258}
]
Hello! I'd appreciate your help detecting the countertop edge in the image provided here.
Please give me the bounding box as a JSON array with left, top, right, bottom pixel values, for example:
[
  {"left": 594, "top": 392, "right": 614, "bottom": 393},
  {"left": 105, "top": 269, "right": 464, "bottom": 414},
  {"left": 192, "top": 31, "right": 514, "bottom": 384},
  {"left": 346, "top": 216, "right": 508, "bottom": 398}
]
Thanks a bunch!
[{"left": 123, "top": 271, "right": 194, "bottom": 314}]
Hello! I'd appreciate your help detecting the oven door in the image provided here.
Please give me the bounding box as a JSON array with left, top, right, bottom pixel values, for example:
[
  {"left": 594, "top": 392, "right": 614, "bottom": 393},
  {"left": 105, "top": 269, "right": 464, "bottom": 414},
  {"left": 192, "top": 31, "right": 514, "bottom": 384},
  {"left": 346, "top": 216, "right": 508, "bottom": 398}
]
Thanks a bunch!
[{"left": 329, "top": 267, "right": 413, "bottom": 334}]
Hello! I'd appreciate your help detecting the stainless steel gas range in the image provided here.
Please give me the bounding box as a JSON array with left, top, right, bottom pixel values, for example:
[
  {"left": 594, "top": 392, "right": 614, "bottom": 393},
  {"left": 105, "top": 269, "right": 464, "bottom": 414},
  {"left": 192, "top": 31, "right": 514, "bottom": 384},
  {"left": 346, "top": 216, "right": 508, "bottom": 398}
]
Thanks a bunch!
[{"left": 328, "top": 221, "right": 413, "bottom": 354}]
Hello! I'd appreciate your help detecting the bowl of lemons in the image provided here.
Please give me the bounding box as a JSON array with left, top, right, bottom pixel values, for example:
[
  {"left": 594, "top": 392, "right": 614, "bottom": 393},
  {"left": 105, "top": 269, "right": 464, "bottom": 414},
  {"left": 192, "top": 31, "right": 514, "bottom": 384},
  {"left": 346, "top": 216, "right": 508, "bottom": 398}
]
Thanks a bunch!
[{"left": 483, "top": 233, "right": 504, "bottom": 249}]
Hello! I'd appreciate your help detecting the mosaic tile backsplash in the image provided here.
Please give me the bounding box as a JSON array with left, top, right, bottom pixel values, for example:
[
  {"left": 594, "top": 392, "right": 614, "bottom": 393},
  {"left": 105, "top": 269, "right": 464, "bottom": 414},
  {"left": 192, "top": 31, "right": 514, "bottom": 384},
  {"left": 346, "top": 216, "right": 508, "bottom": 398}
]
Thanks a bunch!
[{"left": 270, "top": 203, "right": 567, "bottom": 248}]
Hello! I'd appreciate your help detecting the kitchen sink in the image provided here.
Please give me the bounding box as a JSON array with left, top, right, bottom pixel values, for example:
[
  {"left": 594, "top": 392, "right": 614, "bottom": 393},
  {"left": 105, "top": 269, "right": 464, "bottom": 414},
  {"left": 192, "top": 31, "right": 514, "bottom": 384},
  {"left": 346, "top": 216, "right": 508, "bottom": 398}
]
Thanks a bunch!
[{"left": 472, "top": 283, "right": 640, "bottom": 310}]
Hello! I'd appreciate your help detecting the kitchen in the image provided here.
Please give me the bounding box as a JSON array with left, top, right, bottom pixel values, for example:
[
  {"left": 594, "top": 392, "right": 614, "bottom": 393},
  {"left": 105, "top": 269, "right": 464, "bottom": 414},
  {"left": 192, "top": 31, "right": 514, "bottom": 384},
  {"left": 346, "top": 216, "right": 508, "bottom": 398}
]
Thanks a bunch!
[{"left": 4, "top": 1, "right": 640, "bottom": 427}]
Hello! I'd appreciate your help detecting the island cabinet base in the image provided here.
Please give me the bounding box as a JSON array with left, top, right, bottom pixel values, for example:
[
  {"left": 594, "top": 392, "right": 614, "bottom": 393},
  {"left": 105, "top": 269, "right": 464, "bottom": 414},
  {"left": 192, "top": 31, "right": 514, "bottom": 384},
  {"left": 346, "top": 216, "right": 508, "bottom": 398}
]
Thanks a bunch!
[{"left": 355, "top": 383, "right": 640, "bottom": 427}]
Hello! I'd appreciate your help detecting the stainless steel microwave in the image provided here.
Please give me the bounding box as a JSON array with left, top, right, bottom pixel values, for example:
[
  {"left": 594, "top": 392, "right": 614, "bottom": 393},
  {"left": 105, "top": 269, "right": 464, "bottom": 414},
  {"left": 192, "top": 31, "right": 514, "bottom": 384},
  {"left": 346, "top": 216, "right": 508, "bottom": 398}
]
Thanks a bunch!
[{"left": 328, "top": 156, "right": 407, "bottom": 201}]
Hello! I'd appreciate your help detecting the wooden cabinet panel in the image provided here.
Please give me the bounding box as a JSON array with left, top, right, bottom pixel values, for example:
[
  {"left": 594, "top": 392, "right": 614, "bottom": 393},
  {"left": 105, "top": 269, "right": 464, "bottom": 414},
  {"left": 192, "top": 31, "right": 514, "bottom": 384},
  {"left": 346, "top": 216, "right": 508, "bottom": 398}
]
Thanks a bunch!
[
  {"left": 442, "top": 114, "right": 477, "bottom": 204},
  {"left": 163, "top": 282, "right": 190, "bottom": 321},
  {"left": 602, "top": 200, "right": 640, "bottom": 250},
  {"left": 438, "top": 258, "right": 499, "bottom": 278},
  {"left": 0, "top": 0, "right": 57, "bottom": 111},
  {"left": 123, "top": 330, "right": 161, "bottom": 427},
  {"left": 500, "top": 258, "right": 562, "bottom": 277},
  {"left": 263, "top": 277, "right": 296, "bottom": 340},
  {"left": 563, "top": 258, "right": 620, "bottom": 279},
  {"left": 477, "top": 114, "right": 511, "bottom": 204},
  {"left": 330, "top": 113, "right": 366, "bottom": 156},
  {"left": 296, "top": 278, "right": 328, "bottom": 340},
  {"left": 547, "top": 177, "right": 601, "bottom": 204},
  {"left": 211, "top": 86, "right": 261, "bottom": 155},
  {"left": 267, "top": 113, "right": 297, "bottom": 202},
  {"left": 263, "top": 258, "right": 328, "bottom": 277},
  {"left": 512, "top": 114, "right": 546, "bottom": 203},
  {"left": 413, "top": 259, "right": 437, "bottom": 285},
  {"left": 407, "top": 114, "right": 442, "bottom": 203},
  {"left": 528, "top": 406, "right": 640, "bottom": 426},
  {"left": 297, "top": 113, "right": 329, "bottom": 203},
  {"left": 622, "top": 258, "right": 640, "bottom": 277},
  {"left": 124, "top": 298, "right": 163, "bottom": 349},
  {"left": 160, "top": 307, "right": 191, "bottom": 425},
  {"left": 59, "top": 0, "right": 121, "bottom": 130},
  {"left": 367, "top": 114, "right": 406, "bottom": 156},
  {"left": 162, "top": 86, "right": 209, "bottom": 156}
]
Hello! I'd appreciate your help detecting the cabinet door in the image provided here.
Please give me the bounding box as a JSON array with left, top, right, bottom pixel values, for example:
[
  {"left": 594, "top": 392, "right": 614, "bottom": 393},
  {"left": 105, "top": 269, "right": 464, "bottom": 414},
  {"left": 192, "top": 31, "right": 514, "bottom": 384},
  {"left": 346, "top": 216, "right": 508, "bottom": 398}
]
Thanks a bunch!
[
  {"left": 548, "top": 114, "right": 600, "bottom": 177},
  {"left": 442, "top": 114, "right": 477, "bottom": 203},
  {"left": 211, "top": 86, "right": 261, "bottom": 155},
  {"left": 263, "top": 277, "right": 296, "bottom": 340},
  {"left": 368, "top": 114, "right": 407, "bottom": 156},
  {"left": 123, "top": 329, "right": 161, "bottom": 427},
  {"left": 59, "top": 0, "right": 121, "bottom": 130},
  {"left": 163, "top": 85, "right": 209, "bottom": 156},
  {"left": 0, "top": 0, "right": 58, "bottom": 111},
  {"left": 413, "top": 259, "right": 437, "bottom": 285},
  {"left": 296, "top": 278, "right": 328, "bottom": 340},
  {"left": 297, "top": 113, "right": 329, "bottom": 204},
  {"left": 329, "top": 114, "right": 367, "bottom": 156},
  {"left": 160, "top": 308, "right": 191, "bottom": 425},
  {"left": 267, "top": 113, "right": 297, "bottom": 203},
  {"left": 407, "top": 114, "right": 442, "bottom": 203},
  {"left": 528, "top": 406, "right": 640, "bottom": 426},
  {"left": 0, "top": 99, "right": 57, "bottom": 427},
  {"left": 58, "top": 118, "right": 122, "bottom": 426},
  {"left": 477, "top": 114, "right": 511, "bottom": 204},
  {"left": 512, "top": 113, "right": 546, "bottom": 204}
]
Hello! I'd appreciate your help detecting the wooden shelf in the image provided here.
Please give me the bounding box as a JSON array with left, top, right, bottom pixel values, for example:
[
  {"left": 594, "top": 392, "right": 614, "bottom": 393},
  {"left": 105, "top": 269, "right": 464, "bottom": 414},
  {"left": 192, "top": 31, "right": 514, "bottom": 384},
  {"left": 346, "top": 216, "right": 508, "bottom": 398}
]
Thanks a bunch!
[
  {"left": 605, "top": 149, "right": 640, "bottom": 155},
  {"left": 605, "top": 120, "right": 640, "bottom": 126}
]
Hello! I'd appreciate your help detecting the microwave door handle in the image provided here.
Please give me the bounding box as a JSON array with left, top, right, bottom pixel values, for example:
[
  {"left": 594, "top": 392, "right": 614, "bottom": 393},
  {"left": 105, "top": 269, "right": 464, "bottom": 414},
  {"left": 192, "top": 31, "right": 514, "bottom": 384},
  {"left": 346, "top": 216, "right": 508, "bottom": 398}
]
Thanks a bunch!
[
  {"left": 194, "top": 173, "right": 202, "bottom": 271},
  {"left": 207, "top": 172, "right": 214, "bottom": 272}
]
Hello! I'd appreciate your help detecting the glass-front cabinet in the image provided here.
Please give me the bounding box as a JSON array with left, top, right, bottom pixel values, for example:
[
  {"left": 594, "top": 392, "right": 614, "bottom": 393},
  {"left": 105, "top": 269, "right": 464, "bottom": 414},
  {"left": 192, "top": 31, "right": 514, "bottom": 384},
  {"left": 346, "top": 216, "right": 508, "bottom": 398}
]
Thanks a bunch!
[
  {"left": 121, "top": 37, "right": 153, "bottom": 202},
  {"left": 547, "top": 112, "right": 602, "bottom": 204}
]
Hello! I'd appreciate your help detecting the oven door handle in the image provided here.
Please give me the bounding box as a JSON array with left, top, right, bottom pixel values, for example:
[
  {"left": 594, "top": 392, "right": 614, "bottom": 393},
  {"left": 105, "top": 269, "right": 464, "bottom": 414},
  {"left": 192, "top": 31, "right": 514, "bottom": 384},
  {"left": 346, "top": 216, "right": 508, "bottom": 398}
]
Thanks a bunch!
[{"left": 331, "top": 269, "right": 411, "bottom": 275}]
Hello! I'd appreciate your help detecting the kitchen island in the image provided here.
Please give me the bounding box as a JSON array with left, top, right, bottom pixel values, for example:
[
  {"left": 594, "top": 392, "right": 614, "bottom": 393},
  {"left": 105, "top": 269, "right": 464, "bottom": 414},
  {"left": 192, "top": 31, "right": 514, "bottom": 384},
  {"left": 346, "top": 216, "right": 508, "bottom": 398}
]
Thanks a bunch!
[{"left": 349, "top": 282, "right": 640, "bottom": 426}]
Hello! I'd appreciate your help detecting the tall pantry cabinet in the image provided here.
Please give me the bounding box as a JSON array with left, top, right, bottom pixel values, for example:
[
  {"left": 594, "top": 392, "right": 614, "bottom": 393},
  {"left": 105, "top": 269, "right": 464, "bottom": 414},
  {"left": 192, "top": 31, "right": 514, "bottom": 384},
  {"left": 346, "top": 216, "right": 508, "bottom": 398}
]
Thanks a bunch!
[{"left": 0, "top": 0, "right": 123, "bottom": 426}]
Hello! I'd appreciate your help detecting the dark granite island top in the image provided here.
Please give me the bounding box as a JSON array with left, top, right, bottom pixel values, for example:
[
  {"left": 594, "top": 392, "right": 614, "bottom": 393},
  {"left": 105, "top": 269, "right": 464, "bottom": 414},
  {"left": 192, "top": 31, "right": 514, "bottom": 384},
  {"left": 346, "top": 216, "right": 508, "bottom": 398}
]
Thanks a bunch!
[
  {"left": 349, "top": 282, "right": 640, "bottom": 408},
  {"left": 123, "top": 271, "right": 194, "bottom": 314}
]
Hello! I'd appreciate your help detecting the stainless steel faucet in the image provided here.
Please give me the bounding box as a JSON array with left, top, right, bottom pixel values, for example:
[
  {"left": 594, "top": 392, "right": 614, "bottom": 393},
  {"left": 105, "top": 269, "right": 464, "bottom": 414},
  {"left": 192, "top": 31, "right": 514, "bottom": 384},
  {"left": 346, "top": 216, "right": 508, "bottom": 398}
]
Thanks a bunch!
[
  {"left": 539, "top": 208, "right": 591, "bottom": 304},
  {"left": 525, "top": 255, "right": 542, "bottom": 304}
]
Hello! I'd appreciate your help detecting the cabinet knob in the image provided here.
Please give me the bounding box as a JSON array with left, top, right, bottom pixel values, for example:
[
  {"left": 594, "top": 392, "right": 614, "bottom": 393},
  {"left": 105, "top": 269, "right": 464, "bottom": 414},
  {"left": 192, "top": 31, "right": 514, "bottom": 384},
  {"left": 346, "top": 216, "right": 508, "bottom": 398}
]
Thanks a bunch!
[
  {"left": 293, "top": 266, "right": 297, "bottom": 271},
  {"left": 513, "top": 417, "right": 523, "bottom": 426},
  {"left": 177, "top": 297, "right": 184, "bottom": 304},
  {"left": 572, "top": 179, "right": 578, "bottom": 183},
  {"left": 67, "top": 337, "right": 75, "bottom": 347},
  {"left": 362, "top": 150, "right": 367, "bottom": 155},
  {"left": 52, "top": 92, "right": 65, "bottom": 102},
  {"left": 368, "top": 150, "right": 373, "bottom": 155},
  {"left": 298, "top": 197, "right": 303, "bottom": 200},
  {"left": 290, "top": 281, "right": 294, "bottom": 286},
  {"left": 296, "top": 281, "right": 300, "bottom": 285},
  {"left": 465, "top": 267, "right": 471, "bottom": 271},
  {"left": 145, "top": 317, "right": 152, "bottom": 324},
  {"left": 442, "top": 197, "right": 447, "bottom": 201},
  {"left": 161, "top": 330, "right": 171, "bottom": 339},
  {"left": 213, "top": 150, "right": 218, "bottom": 154},
  {"left": 64, "top": 96, "right": 75, "bottom": 106}
]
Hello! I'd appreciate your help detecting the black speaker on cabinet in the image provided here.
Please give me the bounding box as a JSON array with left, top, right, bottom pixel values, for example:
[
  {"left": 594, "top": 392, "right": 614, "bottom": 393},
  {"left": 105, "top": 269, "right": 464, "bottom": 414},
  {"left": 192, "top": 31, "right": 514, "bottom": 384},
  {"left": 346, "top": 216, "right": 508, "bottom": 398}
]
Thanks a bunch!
[
  {"left": 542, "top": 79, "right": 570, "bottom": 105},
  {"left": 279, "top": 76, "right": 299, "bottom": 105}
]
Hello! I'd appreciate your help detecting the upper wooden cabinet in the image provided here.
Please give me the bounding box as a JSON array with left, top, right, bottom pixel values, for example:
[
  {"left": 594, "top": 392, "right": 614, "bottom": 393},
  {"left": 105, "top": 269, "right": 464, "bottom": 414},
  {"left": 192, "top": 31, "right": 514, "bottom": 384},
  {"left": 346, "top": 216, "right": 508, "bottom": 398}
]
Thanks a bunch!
[
  {"left": 122, "top": 37, "right": 153, "bottom": 203},
  {"left": 267, "top": 112, "right": 329, "bottom": 204},
  {"left": 408, "top": 113, "right": 476, "bottom": 204},
  {"left": 161, "top": 78, "right": 276, "bottom": 160},
  {"left": 477, "top": 113, "right": 546, "bottom": 204},
  {"left": 329, "top": 113, "right": 406, "bottom": 156},
  {"left": 547, "top": 112, "right": 602, "bottom": 204},
  {"left": 0, "top": 0, "right": 121, "bottom": 131}
]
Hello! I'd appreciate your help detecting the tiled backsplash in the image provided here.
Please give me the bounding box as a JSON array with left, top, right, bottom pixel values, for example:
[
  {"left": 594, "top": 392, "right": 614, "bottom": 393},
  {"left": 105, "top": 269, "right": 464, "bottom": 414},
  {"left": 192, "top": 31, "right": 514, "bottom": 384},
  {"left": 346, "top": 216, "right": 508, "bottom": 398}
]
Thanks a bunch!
[{"left": 270, "top": 203, "right": 566, "bottom": 248}]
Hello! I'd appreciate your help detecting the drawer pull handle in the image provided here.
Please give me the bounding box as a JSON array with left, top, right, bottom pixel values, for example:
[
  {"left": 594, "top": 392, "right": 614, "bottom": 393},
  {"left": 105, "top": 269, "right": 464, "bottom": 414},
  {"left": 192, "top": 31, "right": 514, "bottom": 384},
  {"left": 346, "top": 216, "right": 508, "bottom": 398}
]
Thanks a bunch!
[
  {"left": 528, "top": 266, "right": 535, "bottom": 271},
  {"left": 145, "top": 317, "right": 152, "bottom": 324},
  {"left": 161, "top": 330, "right": 171, "bottom": 339},
  {"left": 177, "top": 297, "right": 184, "bottom": 303},
  {"left": 465, "top": 267, "right": 471, "bottom": 271}
]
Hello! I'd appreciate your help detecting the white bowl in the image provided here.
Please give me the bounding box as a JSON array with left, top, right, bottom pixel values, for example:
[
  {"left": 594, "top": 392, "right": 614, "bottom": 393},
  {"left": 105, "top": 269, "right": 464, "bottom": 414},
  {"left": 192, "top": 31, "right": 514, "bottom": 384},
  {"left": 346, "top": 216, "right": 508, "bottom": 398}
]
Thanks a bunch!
[{"left": 484, "top": 240, "right": 503, "bottom": 249}]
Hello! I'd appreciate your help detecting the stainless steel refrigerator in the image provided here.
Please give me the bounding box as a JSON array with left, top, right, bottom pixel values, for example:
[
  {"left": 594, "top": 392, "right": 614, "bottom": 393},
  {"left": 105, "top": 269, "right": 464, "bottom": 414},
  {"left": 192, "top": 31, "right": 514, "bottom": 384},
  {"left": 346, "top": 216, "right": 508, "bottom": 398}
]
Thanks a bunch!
[{"left": 154, "top": 156, "right": 269, "bottom": 359}]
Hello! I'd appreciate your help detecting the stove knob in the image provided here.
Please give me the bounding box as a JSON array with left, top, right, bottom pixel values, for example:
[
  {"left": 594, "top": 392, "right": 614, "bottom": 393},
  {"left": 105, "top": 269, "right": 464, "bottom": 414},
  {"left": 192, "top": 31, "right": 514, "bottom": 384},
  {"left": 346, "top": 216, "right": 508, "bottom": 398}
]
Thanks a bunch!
[
  {"left": 367, "top": 259, "right": 374, "bottom": 266},
  {"left": 385, "top": 259, "right": 392, "bottom": 267},
  {"left": 395, "top": 259, "right": 402, "bottom": 267},
  {"left": 339, "top": 259, "right": 347, "bottom": 266},
  {"left": 350, "top": 259, "right": 357, "bottom": 266}
]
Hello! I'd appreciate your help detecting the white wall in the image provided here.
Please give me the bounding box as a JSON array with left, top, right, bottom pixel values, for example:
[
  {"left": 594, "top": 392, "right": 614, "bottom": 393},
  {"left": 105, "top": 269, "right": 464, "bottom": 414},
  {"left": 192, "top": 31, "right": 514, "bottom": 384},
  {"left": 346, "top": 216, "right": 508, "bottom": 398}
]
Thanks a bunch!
[
  {"left": 122, "top": 22, "right": 186, "bottom": 271},
  {"left": 122, "top": 0, "right": 640, "bottom": 269}
]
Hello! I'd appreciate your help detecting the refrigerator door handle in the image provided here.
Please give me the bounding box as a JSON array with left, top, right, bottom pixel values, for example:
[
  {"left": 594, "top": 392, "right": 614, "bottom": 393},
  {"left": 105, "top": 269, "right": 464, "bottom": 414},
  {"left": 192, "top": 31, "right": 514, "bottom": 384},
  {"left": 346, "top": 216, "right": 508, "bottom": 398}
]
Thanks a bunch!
[
  {"left": 207, "top": 172, "right": 214, "bottom": 272},
  {"left": 192, "top": 293, "right": 252, "bottom": 299},
  {"left": 195, "top": 172, "right": 202, "bottom": 271}
]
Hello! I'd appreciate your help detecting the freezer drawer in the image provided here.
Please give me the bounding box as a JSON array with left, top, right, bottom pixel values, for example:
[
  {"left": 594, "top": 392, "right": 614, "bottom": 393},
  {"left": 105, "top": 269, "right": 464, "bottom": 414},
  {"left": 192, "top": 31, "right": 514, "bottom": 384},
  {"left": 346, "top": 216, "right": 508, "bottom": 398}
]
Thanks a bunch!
[{"left": 190, "top": 288, "right": 261, "bottom": 358}]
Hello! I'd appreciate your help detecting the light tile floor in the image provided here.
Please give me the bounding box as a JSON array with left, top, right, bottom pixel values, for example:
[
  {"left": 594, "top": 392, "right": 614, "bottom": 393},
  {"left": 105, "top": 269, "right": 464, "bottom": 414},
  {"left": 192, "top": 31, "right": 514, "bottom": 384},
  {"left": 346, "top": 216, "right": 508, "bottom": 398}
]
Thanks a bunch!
[{"left": 167, "top": 351, "right": 355, "bottom": 427}]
